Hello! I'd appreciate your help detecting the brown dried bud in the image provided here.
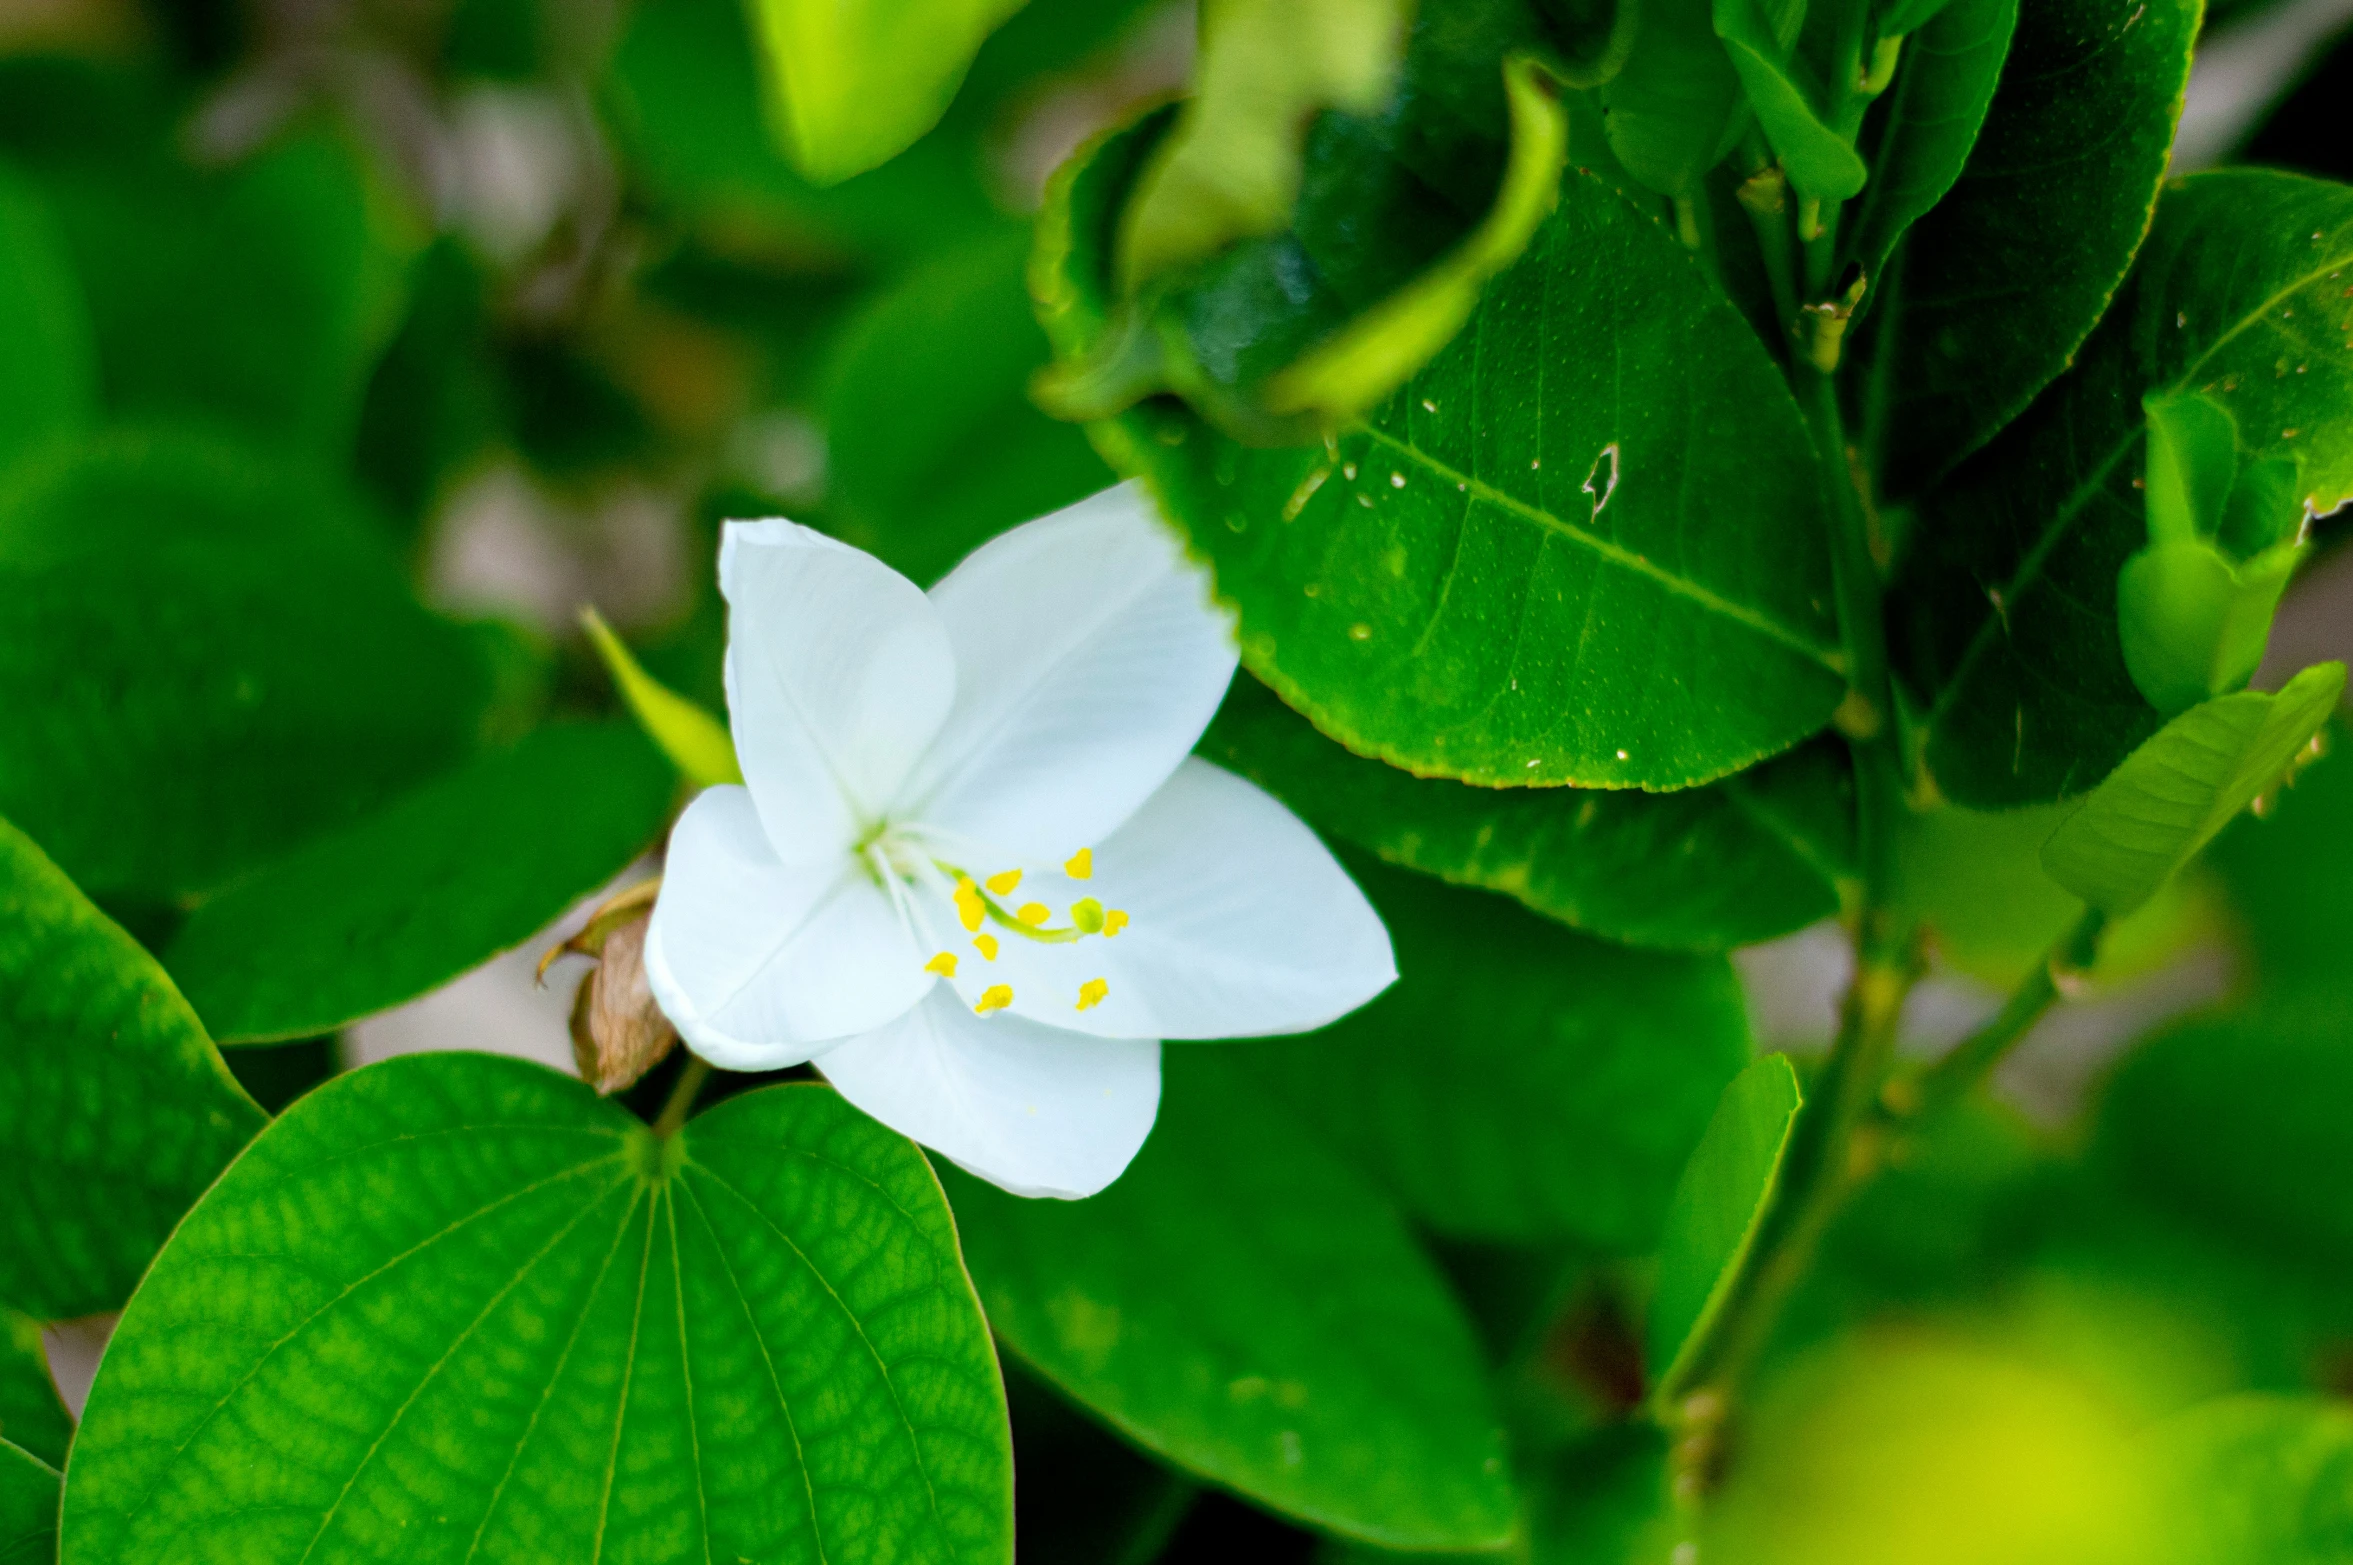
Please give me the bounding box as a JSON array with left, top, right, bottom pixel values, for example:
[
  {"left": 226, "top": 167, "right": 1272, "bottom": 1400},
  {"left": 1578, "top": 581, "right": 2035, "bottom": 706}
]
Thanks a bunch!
[{"left": 543, "top": 879, "right": 676, "bottom": 1096}]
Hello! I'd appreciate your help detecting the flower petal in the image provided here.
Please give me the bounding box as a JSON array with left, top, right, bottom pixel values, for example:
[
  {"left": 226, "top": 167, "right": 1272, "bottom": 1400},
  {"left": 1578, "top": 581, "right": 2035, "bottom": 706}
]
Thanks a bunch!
[
  {"left": 916, "top": 758, "right": 1397, "bottom": 1040},
  {"left": 898, "top": 483, "right": 1238, "bottom": 861},
  {"left": 816, "top": 987, "right": 1160, "bottom": 1199},
  {"left": 643, "top": 786, "right": 930, "bottom": 1069},
  {"left": 721, "top": 518, "right": 955, "bottom": 862}
]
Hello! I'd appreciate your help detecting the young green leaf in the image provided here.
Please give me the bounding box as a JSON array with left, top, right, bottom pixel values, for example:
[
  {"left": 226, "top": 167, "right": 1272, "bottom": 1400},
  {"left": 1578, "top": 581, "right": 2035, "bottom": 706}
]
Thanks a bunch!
[
  {"left": 0, "top": 1438, "right": 57, "bottom": 1565},
  {"left": 162, "top": 722, "right": 677, "bottom": 1045},
  {"left": 61, "top": 1057, "right": 1011, "bottom": 1565},
  {"left": 1239, "top": 858, "right": 1751, "bottom": 1249},
  {"left": 1893, "top": 171, "right": 2353, "bottom": 806},
  {"left": 1198, "top": 675, "right": 1851, "bottom": 951},
  {"left": 581, "top": 609, "right": 743, "bottom": 787},
  {"left": 1599, "top": 0, "right": 1757, "bottom": 199},
  {"left": 1042, "top": 126, "right": 1845, "bottom": 790},
  {"left": 1715, "top": 0, "right": 1869, "bottom": 204},
  {"left": 0, "top": 428, "right": 500, "bottom": 904},
  {"left": 942, "top": 1050, "right": 1517, "bottom": 1551},
  {"left": 0, "top": 165, "right": 92, "bottom": 473},
  {"left": 1867, "top": 0, "right": 2197, "bottom": 496},
  {"left": 0, "top": 1315, "right": 68, "bottom": 1470},
  {"left": 745, "top": 0, "right": 1032, "bottom": 185},
  {"left": 0, "top": 815, "right": 263, "bottom": 1322},
  {"left": 2146, "top": 1395, "right": 2353, "bottom": 1564},
  {"left": 1646, "top": 1052, "right": 1804, "bottom": 1403},
  {"left": 1841, "top": 0, "right": 2020, "bottom": 314},
  {"left": 2042, "top": 662, "right": 2345, "bottom": 917}
]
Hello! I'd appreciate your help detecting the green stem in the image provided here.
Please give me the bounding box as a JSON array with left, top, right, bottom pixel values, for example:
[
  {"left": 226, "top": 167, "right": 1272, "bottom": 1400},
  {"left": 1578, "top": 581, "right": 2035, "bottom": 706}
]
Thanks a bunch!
[
  {"left": 1896, "top": 907, "right": 2109, "bottom": 1122},
  {"left": 653, "top": 1056, "right": 714, "bottom": 1139}
]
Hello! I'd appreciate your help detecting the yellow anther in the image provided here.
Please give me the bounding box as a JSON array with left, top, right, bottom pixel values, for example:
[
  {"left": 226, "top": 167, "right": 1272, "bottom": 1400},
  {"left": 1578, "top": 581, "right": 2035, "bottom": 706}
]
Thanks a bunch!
[
  {"left": 1065, "top": 848, "right": 1093, "bottom": 880},
  {"left": 975, "top": 984, "right": 1013, "bottom": 1016},
  {"left": 974, "top": 933, "right": 999, "bottom": 960},
  {"left": 1070, "top": 898, "right": 1105, "bottom": 934},
  {"left": 954, "top": 877, "right": 985, "bottom": 932},
  {"left": 925, "top": 951, "right": 958, "bottom": 978},
  {"left": 985, "top": 869, "right": 1024, "bottom": 895},
  {"left": 1016, "top": 902, "right": 1051, "bottom": 927},
  {"left": 1103, "top": 909, "right": 1129, "bottom": 937},
  {"left": 1076, "top": 978, "right": 1109, "bottom": 1011}
]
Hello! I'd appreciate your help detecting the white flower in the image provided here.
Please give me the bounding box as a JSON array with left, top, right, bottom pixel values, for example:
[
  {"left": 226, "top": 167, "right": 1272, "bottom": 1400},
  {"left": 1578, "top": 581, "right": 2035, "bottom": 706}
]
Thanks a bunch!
[{"left": 642, "top": 483, "right": 1396, "bottom": 1198}]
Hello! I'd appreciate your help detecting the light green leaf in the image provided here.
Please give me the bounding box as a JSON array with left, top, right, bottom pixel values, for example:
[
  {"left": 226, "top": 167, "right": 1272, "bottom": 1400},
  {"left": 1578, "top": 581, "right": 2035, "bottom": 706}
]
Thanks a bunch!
[
  {"left": 0, "top": 1438, "right": 57, "bottom": 1565},
  {"left": 1198, "top": 675, "right": 1851, "bottom": 950},
  {"left": 1842, "top": 0, "right": 2020, "bottom": 310},
  {"left": 825, "top": 225, "right": 1110, "bottom": 587},
  {"left": 1715, "top": 0, "right": 1869, "bottom": 203},
  {"left": 1646, "top": 1053, "right": 1804, "bottom": 1403},
  {"left": 0, "top": 1314, "right": 68, "bottom": 1470},
  {"left": 1043, "top": 126, "right": 1844, "bottom": 790},
  {"left": 581, "top": 609, "right": 742, "bottom": 787},
  {"left": 1599, "top": 0, "right": 1754, "bottom": 198},
  {"left": 1259, "top": 53, "right": 1567, "bottom": 419},
  {"left": 747, "top": 0, "right": 1031, "bottom": 185},
  {"left": 2042, "top": 662, "right": 2345, "bottom": 917},
  {"left": 1892, "top": 170, "right": 2353, "bottom": 806},
  {"left": 1118, "top": 0, "right": 1408, "bottom": 289},
  {"left": 163, "top": 722, "right": 676, "bottom": 1045},
  {"left": 943, "top": 1050, "right": 1517, "bottom": 1551},
  {"left": 0, "top": 815, "right": 263, "bottom": 1322},
  {"left": 1241, "top": 857, "right": 1751, "bottom": 1248},
  {"left": 1867, "top": 0, "right": 2196, "bottom": 497},
  {"left": 0, "top": 164, "right": 92, "bottom": 473},
  {"left": 2148, "top": 1396, "right": 2353, "bottom": 1563},
  {"left": 61, "top": 1056, "right": 1011, "bottom": 1565},
  {"left": 0, "top": 428, "right": 498, "bottom": 903}
]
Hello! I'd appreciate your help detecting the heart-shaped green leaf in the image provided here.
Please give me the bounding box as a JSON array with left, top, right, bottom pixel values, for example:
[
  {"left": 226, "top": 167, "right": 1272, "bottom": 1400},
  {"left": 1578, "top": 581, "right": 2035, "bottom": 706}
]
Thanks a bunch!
[
  {"left": 943, "top": 1050, "right": 1516, "bottom": 1551},
  {"left": 1240, "top": 858, "right": 1751, "bottom": 1248},
  {"left": 0, "top": 428, "right": 499, "bottom": 903},
  {"left": 61, "top": 1055, "right": 1012, "bottom": 1565},
  {"left": 0, "top": 815, "right": 263, "bottom": 1322},
  {"left": 1893, "top": 171, "right": 2353, "bottom": 806},
  {"left": 1199, "top": 675, "right": 1851, "bottom": 950},
  {"left": 163, "top": 722, "right": 677, "bottom": 1045}
]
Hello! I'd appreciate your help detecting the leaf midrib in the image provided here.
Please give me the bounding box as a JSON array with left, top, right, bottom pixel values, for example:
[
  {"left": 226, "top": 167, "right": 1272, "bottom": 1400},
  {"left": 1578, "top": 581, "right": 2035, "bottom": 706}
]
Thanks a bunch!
[{"left": 1352, "top": 425, "right": 1846, "bottom": 672}]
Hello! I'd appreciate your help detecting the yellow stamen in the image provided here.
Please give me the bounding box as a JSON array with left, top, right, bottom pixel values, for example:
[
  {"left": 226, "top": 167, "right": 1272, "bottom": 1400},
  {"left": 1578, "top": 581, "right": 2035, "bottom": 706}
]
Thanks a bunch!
[
  {"left": 1070, "top": 898, "right": 1105, "bottom": 934},
  {"left": 954, "top": 877, "right": 985, "bottom": 933},
  {"left": 1076, "top": 978, "right": 1109, "bottom": 1011},
  {"left": 1065, "top": 848, "right": 1093, "bottom": 880},
  {"left": 1103, "top": 909, "right": 1129, "bottom": 937},
  {"left": 985, "top": 868, "right": 1024, "bottom": 895},
  {"left": 1016, "top": 902, "right": 1051, "bottom": 927},
  {"left": 975, "top": 984, "right": 1013, "bottom": 1015},
  {"left": 974, "top": 933, "right": 999, "bottom": 960},
  {"left": 924, "top": 951, "right": 958, "bottom": 978}
]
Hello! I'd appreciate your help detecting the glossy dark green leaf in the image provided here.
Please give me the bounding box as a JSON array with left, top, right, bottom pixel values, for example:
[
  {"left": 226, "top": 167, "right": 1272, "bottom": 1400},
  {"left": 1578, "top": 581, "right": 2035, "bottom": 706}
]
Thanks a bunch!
[
  {"left": 0, "top": 1315, "right": 68, "bottom": 1470},
  {"left": 1598, "top": 0, "right": 1747, "bottom": 198},
  {"left": 1240, "top": 858, "right": 1750, "bottom": 1248},
  {"left": 0, "top": 164, "right": 92, "bottom": 472},
  {"left": 0, "top": 815, "right": 263, "bottom": 1322},
  {"left": 0, "top": 1439, "right": 57, "bottom": 1565},
  {"left": 1892, "top": 171, "right": 2353, "bottom": 806},
  {"left": 163, "top": 723, "right": 676, "bottom": 1045},
  {"left": 2147, "top": 1396, "right": 2353, "bottom": 1564},
  {"left": 30, "top": 126, "right": 413, "bottom": 463},
  {"left": 824, "top": 225, "right": 1110, "bottom": 587},
  {"left": 1866, "top": 0, "right": 2196, "bottom": 496},
  {"left": 1043, "top": 127, "right": 1844, "bottom": 789},
  {"left": 61, "top": 1056, "right": 1011, "bottom": 1565},
  {"left": 2043, "top": 662, "right": 2343, "bottom": 916},
  {"left": 1198, "top": 675, "right": 1850, "bottom": 950},
  {"left": 943, "top": 1050, "right": 1517, "bottom": 1551},
  {"left": 1646, "top": 1053, "right": 1802, "bottom": 1400},
  {"left": 1841, "top": 0, "right": 2019, "bottom": 305},
  {"left": 0, "top": 428, "right": 496, "bottom": 903}
]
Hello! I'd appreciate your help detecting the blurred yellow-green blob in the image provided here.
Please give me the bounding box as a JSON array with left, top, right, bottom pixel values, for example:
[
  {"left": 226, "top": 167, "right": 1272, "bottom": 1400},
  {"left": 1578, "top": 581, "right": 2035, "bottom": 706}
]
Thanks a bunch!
[{"left": 1705, "top": 1332, "right": 2161, "bottom": 1565}]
